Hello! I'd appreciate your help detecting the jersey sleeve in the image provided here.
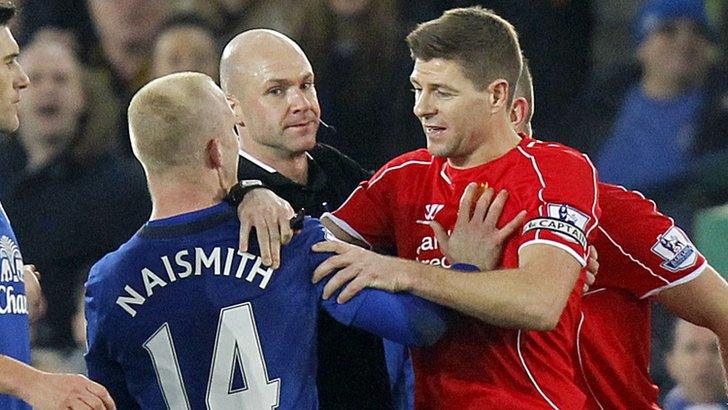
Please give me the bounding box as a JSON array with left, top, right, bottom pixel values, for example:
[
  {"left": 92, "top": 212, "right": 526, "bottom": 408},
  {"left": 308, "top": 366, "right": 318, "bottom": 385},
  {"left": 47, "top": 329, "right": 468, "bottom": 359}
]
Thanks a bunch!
[
  {"left": 597, "top": 184, "right": 708, "bottom": 299},
  {"left": 517, "top": 146, "right": 601, "bottom": 267},
  {"left": 324, "top": 158, "right": 404, "bottom": 249},
  {"left": 84, "top": 265, "right": 139, "bottom": 409},
  {"left": 304, "top": 220, "right": 450, "bottom": 346}
]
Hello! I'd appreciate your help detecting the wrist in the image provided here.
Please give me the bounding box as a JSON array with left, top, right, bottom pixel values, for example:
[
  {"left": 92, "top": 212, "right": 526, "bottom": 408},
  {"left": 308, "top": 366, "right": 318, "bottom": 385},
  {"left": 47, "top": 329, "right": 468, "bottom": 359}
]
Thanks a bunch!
[{"left": 224, "top": 180, "right": 268, "bottom": 207}]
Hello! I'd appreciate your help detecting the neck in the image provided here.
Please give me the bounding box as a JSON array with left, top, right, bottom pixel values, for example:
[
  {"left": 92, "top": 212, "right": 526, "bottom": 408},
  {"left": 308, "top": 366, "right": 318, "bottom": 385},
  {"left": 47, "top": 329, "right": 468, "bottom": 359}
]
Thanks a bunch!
[
  {"left": 681, "top": 384, "right": 725, "bottom": 404},
  {"left": 241, "top": 139, "right": 309, "bottom": 185},
  {"left": 448, "top": 118, "right": 522, "bottom": 168},
  {"left": 148, "top": 175, "right": 227, "bottom": 220},
  {"left": 641, "top": 72, "right": 698, "bottom": 100},
  {"left": 23, "top": 143, "right": 61, "bottom": 171}
]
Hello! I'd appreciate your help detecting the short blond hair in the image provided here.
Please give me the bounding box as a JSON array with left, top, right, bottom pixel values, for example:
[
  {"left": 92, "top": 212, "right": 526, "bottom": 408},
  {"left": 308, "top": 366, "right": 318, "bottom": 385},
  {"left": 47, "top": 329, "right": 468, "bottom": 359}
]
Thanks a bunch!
[{"left": 129, "top": 72, "right": 226, "bottom": 174}]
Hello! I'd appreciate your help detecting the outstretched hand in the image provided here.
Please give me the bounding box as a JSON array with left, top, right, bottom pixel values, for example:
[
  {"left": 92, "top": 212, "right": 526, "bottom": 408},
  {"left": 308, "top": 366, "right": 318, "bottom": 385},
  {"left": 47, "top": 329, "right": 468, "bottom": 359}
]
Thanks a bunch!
[
  {"left": 311, "top": 240, "right": 411, "bottom": 304},
  {"left": 429, "top": 183, "right": 526, "bottom": 271}
]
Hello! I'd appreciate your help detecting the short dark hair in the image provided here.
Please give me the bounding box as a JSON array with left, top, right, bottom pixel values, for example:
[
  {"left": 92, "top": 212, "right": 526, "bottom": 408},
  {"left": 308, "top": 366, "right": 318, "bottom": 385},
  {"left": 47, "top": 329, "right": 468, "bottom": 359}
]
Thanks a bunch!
[
  {"left": 0, "top": 1, "right": 16, "bottom": 26},
  {"left": 406, "top": 6, "right": 522, "bottom": 103},
  {"left": 515, "top": 55, "right": 534, "bottom": 125}
]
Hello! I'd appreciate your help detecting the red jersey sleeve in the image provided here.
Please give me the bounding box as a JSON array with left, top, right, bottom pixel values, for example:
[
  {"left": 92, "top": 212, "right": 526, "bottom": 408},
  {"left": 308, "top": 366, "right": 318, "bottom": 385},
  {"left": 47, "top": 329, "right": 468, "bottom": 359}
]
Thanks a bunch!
[
  {"left": 326, "top": 150, "right": 432, "bottom": 250},
  {"left": 596, "top": 183, "right": 708, "bottom": 298},
  {"left": 516, "top": 143, "right": 600, "bottom": 267}
]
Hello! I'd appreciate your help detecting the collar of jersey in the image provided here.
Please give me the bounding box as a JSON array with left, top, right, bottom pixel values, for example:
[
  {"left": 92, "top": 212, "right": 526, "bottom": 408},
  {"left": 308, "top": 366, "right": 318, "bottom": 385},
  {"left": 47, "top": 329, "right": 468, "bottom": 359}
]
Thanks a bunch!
[
  {"left": 139, "top": 202, "right": 235, "bottom": 239},
  {"left": 441, "top": 135, "right": 531, "bottom": 184}
]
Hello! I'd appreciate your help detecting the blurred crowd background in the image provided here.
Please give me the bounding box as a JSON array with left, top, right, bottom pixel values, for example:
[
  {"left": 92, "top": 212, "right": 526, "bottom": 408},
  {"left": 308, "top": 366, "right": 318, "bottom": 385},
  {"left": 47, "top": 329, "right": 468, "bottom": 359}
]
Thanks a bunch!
[{"left": 1, "top": 0, "right": 726, "bottom": 406}]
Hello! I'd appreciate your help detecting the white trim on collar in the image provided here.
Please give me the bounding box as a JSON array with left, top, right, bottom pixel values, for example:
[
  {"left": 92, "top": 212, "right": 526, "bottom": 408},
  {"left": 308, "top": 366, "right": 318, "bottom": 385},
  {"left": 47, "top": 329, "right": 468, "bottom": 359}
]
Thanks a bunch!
[
  {"left": 238, "top": 149, "right": 314, "bottom": 174},
  {"left": 238, "top": 149, "right": 277, "bottom": 173}
]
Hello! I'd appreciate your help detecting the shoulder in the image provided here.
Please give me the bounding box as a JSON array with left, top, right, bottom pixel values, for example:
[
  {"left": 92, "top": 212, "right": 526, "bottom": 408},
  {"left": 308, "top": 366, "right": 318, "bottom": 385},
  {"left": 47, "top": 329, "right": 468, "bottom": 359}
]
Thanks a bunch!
[
  {"left": 371, "top": 148, "right": 432, "bottom": 177},
  {"left": 517, "top": 139, "right": 596, "bottom": 175},
  {"left": 86, "top": 236, "right": 143, "bottom": 294}
]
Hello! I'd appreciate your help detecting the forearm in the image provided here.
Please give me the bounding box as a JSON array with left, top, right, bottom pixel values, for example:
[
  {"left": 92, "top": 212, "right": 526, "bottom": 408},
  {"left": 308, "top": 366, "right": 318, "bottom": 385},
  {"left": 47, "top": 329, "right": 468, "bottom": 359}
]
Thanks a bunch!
[
  {"left": 0, "top": 355, "right": 40, "bottom": 401},
  {"left": 325, "top": 288, "right": 451, "bottom": 346},
  {"left": 403, "top": 261, "right": 573, "bottom": 330}
]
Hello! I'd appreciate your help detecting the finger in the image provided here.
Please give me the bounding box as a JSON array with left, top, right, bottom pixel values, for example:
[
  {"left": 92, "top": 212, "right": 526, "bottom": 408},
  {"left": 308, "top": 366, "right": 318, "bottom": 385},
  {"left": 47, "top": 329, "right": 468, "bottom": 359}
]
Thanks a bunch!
[
  {"left": 472, "top": 187, "right": 495, "bottom": 222},
  {"left": 86, "top": 382, "right": 116, "bottom": 410},
  {"left": 266, "top": 219, "right": 281, "bottom": 269},
  {"left": 78, "top": 391, "right": 104, "bottom": 410},
  {"left": 498, "top": 210, "right": 527, "bottom": 240},
  {"left": 456, "top": 183, "right": 477, "bottom": 226},
  {"left": 428, "top": 221, "right": 449, "bottom": 256},
  {"left": 585, "top": 270, "right": 597, "bottom": 287},
  {"left": 583, "top": 283, "right": 589, "bottom": 293},
  {"left": 586, "top": 255, "right": 599, "bottom": 278},
  {"left": 483, "top": 190, "right": 508, "bottom": 227},
  {"left": 589, "top": 245, "right": 598, "bottom": 261},
  {"left": 322, "top": 266, "right": 360, "bottom": 300},
  {"left": 279, "top": 213, "right": 294, "bottom": 245},
  {"left": 238, "top": 218, "right": 251, "bottom": 252},
  {"left": 254, "top": 220, "right": 272, "bottom": 266},
  {"left": 312, "top": 253, "right": 353, "bottom": 283},
  {"left": 311, "top": 240, "right": 350, "bottom": 254},
  {"left": 68, "top": 397, "right": 94, "bottom": 410},
  {"left": 337, "top": 275, "right": 370, "bottom": 304}
]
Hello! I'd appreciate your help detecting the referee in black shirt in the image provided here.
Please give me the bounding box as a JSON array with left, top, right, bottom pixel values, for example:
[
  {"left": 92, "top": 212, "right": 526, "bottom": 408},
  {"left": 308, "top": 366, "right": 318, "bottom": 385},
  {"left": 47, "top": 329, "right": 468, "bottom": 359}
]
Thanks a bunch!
[{"left": 220, "top": 30, "right": 391, "bottom": 410}]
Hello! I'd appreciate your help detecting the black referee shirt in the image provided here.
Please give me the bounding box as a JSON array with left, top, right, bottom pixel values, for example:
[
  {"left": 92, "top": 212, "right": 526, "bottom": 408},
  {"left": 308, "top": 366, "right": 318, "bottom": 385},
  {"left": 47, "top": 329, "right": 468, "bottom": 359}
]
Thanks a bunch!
[{"left": 238, "top": 143, "right": 392, "bottom": 410}]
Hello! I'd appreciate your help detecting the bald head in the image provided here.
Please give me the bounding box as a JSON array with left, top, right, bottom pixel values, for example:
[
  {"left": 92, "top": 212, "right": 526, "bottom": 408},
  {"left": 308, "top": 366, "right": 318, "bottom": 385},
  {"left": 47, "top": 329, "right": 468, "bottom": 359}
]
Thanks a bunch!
[
  {"left": 220, "top": 29, "right": 311, "bottom": 97},
  {"left": 218, "top": 29, "right": 321, "bottom": 159},
  {"left": 129, "top": 72, "right": 236, "bottom": 175}
]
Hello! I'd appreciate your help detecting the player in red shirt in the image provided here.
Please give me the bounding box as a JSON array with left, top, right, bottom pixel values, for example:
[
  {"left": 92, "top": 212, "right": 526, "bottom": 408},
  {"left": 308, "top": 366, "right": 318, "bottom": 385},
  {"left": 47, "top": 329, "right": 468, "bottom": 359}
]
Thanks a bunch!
[
  {"left": 450, "top": 56, "right": 728, "bottom": 409},
  {"left": 311, "top": 7, "right": 600, "bottom": 409}
]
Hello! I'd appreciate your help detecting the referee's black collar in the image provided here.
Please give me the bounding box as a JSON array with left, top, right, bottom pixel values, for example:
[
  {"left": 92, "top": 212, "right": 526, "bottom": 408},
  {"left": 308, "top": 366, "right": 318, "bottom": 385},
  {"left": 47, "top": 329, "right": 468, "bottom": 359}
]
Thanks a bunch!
[{"left": 237, "top": 148, "right": 329, "bottom": 192}]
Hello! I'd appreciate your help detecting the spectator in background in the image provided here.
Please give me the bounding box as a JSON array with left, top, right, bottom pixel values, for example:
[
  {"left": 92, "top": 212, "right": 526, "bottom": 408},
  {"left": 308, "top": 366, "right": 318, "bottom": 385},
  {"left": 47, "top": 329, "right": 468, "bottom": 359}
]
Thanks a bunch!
[
  {"left": 664, "top": 319, "right": 728, "bottom": 409},
  {"left": 86, "top": 0, "right": 171, "bottom": 154},
  {"left": 568, "top": 0, "right": 728, "bottom": 229},
  {"left": 296, "top": 0, "right": 422, "bottom": 169},
  {"left": 152, "top": 14, "right": 219, "bottom": 80},
  {"left": 0, "top": 38, "right": 150, "bottom": 355}
]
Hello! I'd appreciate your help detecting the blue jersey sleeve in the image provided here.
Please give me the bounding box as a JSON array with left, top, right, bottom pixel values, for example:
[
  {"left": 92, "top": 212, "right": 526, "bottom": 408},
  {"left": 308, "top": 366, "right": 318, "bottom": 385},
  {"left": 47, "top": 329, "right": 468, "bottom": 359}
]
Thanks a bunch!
[
  {"left": 84, "top": 264, "right": 139, "bottom": 409},
  {"left": 303, "top": 221, "right": 450, "bottom": 346}
]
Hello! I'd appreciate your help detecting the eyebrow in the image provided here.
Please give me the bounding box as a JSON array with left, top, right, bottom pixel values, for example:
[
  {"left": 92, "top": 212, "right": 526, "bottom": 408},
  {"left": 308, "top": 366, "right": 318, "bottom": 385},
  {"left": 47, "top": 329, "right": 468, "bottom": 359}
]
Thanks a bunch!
[
  {"left": 409, "top": 79, "right": 457, "bottom": 92},
  {"left": 264, "top": 73, "right": 314, "bottom": 86}
]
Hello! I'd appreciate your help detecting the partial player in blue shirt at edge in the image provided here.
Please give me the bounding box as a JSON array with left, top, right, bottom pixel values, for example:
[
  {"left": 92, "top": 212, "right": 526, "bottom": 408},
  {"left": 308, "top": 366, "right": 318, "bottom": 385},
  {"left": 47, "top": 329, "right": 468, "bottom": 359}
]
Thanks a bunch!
[{"left": 0, "top": 203, "right": 31, "bottom": 410}]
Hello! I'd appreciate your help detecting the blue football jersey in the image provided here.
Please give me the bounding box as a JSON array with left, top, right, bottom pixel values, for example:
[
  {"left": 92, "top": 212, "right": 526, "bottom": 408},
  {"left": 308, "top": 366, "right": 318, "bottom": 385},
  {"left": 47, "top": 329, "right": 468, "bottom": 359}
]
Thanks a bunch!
[
  {"left": 0, "top": 201, "right": 31, "bottom": 410},
  {"left": 85, "top": 202, "right": 448, "bottom": 409}
]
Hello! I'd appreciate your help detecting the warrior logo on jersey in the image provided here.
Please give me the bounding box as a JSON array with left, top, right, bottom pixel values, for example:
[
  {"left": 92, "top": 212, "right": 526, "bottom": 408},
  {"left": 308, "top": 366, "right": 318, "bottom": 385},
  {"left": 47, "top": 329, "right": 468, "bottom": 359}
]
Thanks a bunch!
[
  {"left": 651, "top": 226, "right": 697, "bottom": 272},
  {"left": 424, "top": 204, "right": 445, "bottom": 221}
]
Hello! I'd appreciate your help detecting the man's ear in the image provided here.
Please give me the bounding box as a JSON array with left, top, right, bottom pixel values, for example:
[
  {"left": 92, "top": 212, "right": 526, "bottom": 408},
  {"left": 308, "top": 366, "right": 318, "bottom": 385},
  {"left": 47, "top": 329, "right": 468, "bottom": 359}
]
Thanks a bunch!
[
  {"left": 510, "top": 97, "right": 530, "bottom": 133},
  {"left": 206, "top": 138, "right": 224, "bottom": 169},
  {"left": 487, "top": 79, "right": 510, "bottom": 113},
  {"left": 226, "top": 95, "right": 244, "bottom": 127}
]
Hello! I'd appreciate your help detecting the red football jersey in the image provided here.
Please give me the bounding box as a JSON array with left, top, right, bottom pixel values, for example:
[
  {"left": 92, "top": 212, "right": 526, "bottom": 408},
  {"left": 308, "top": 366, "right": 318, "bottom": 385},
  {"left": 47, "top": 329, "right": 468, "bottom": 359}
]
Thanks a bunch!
[
  {"left": 577, "top": 183, "right": 708, "bottom": 410},
  {"left": 328, "top": 136, "right": 600, "bottom": 409}
]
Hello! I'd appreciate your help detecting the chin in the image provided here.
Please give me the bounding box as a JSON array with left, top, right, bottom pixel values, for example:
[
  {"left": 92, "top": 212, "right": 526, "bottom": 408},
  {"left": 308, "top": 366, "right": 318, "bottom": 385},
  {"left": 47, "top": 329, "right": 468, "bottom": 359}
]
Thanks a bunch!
[
  {"left": 0, "top": 116, "right": 19, "bottom": 133},
  {"left": 425, "top": 141, "right": 451, "bottom": 158}
]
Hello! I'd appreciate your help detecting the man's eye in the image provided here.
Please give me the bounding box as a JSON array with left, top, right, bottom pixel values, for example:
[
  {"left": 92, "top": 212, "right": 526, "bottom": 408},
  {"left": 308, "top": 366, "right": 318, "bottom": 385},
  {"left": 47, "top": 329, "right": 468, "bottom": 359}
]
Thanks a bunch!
[
  {"left": 302, "top": 82, "right": 314, "bottom": 90},
  {"left": 434, "top": 90, "right": 451, "bottom": 98},
  {"left": 267, "top": 88, "right": 283, "bottom": 96}
]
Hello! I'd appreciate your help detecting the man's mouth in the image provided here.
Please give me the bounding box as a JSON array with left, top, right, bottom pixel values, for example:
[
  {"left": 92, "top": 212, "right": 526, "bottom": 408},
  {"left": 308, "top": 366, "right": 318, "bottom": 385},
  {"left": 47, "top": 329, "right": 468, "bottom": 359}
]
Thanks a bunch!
[{"left": 424, "top": 124, "right": 447, "bottom": 137}]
